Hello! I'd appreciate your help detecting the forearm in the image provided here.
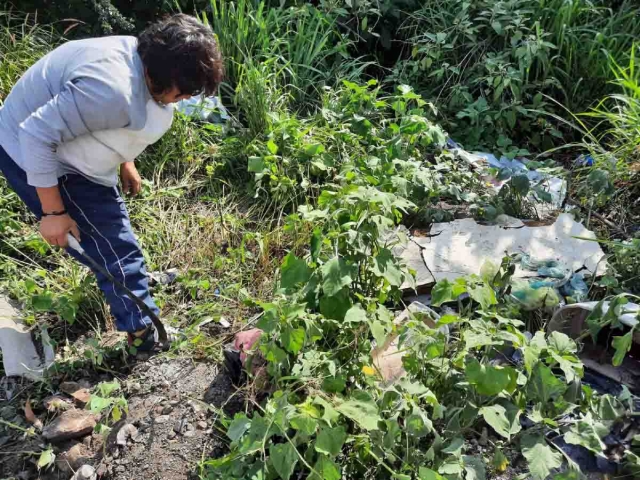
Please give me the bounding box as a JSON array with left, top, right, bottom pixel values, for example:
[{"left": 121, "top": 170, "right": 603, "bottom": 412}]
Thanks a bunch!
[{"left": 36, "top": 186, "right": 65, "bottom": 214}]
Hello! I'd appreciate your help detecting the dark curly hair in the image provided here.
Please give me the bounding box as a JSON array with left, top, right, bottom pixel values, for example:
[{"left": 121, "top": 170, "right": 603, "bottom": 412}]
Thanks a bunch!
[{"left": 138, "top": 14, "right": 224, "bottom": 97}]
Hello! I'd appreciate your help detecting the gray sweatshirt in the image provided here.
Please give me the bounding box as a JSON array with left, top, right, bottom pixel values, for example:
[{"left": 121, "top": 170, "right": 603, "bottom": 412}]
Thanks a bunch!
[{"left": 0, "top": 36, "right": 173, "bottom": 188}]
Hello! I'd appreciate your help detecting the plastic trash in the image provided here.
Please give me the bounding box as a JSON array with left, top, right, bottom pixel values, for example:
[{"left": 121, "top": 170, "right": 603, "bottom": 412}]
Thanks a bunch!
[
  {"left": 548, "top": 300, "right": 640, "bottom": 337},
  {"left": 560, "top": 273, "right": 589, "bottom": 302},
  {"left": 175, "top": 94, "right": 229, "bottom": 123},
  {"left": 575, "top": 154, "right": 594, "bottom": 167},
  {"left": 510, "top": 280, "right": 562, "bottom": 310}
]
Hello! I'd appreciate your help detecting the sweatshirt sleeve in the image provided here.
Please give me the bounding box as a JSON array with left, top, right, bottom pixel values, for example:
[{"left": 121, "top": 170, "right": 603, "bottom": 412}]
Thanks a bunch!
[{"left": 18, "top": 71, "right": 131, "bottom": 187}]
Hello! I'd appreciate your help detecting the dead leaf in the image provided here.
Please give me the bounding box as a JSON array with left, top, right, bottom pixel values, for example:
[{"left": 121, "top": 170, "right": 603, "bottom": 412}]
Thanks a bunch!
[{"left": 24, "top": 398, "right": 43, "bottom": 431}]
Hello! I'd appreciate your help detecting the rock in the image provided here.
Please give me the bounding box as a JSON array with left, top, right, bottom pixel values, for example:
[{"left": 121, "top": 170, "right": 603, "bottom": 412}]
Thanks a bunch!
[
  {"left": 43, "top": 409, "right": 97, "bottom": 442},
  {"left": 71, "top": 465, "right": 97, "bottom": 480},
  {"left": 169, "top": 399, "right": 180, "bottom": 406},
  {"left": 197, "top": 421, "right": 207, "bottom": 430},
  {"left": 115, "top": 465, "right": 125, "bottom": 473},
  {"left": 173, "top": 418, "right": 188, "bottom": 434},
  {"left": 60, "top": 382, "right": 92, "bottom": 406},
  {"left": 162, "top": 405, "right": 173, "bottom": 415},
  {"left": 183, "top": 430, "right": 196, "bottom": 438},
  {"left": 96, "top": 464, "right": 108, "bottom": 477},
  {"left": 116, "top": 423, "right": 140, "bottom": 446},
  {"left": 167, "top": 430, "right": 177, "bottom": 440},
  {"left": 56, "top": 441, "right": 92, "bottom": 474},
  {"left": 154, "top": 415, "right": 171, "bottom": 424}
]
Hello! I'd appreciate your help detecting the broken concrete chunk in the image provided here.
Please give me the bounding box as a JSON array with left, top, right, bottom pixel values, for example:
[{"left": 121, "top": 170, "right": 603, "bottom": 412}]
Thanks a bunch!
[
  {"left": 410, "top": 213, "right": 607, "bottom": 284},
  {"left": 0, "top": 295, "right": 54, "bottom": 379},
  {"left": 42, "top": 409, "right": 97, "bottom": 442}
]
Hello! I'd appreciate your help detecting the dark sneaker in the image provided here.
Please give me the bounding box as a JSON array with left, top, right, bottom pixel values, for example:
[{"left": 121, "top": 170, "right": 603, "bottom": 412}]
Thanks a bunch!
[{"left": 127, "top": 324, "right": 181, "bottom": 353}]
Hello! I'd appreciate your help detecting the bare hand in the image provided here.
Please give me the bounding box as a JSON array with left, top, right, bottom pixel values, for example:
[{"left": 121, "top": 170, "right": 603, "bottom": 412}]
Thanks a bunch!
[
  {"left": 120, "top": 162, "right": 142, "bottom": 196},
  {"left": 40, "top": 214, "right": 80, "bottom": 247}
]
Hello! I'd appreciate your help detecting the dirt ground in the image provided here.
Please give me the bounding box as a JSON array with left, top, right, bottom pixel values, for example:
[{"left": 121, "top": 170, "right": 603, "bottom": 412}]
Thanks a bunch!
[{"left": 0, "top": 352, "right": 244, "bottom": 480}]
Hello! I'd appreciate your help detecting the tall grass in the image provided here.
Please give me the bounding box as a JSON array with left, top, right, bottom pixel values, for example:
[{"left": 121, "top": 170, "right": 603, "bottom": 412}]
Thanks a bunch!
[{"left": 0, "top": 11, "right": 57, "bottom": 100}]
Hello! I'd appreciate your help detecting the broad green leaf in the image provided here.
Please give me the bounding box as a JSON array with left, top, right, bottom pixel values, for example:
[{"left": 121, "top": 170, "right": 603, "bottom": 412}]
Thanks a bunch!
[
  {"left": 418, "top": 468, "right": 445, "bottom": 480},
  {"left": 290, "top": 414, "right": 317, "bottom": 436},
  {"left": 479, "top": 403, "right": 521, "bottom": 439},
  {"left": 468, "top": 283, "right": 497, "bottom": 310},
  {"left": 406, "top": 409, "right": 432, "bottom": 437},
  {"left": 612, "top": 330, "right": 634, "bottom": 366},
  {"left": 464, "top": 330, "right": 502, "bottom": 350},
  {"left": 526, "top": 363, "right": 566, "bottom": 403},
  {"left": 281, "top": 327, "right": 305, "bottom": 354},
  {"left": 309, "top": 455, "right": 340, "bottom": 480},
  {"left": 465, "top": 358, "right": 517, "bottom": 396},
  {"left": 248, "top": 156, "right": 265, "bottom": 173},
  {"left": 437, "top": 314, "right": 462, "bottom": 325},
  {"left": 37, "top": 448, "right": 55, "bottom": 470},
  {"left": 319, "top": 289, "right": 352, "bottom": 321},
  {"left": 266, "top": 139, "right": 279, "bottom": 155},
  {"left": 431, "top": 279, "right": 453, "bottom": 306},
  {"left": 280, "top": 252, "right": 311, "bottom": 290},
  {"left": 596, "top": 394, "right": 624, "bottom": 421},
  {"left": 371, "top": 248, "right": 403, "bottom": 286},
  {"left": 521, "top": 434, "right": 562, "bottom": 480},
  {"left": 548, "top": 331, "right": 577, "bottom": 355},
  {"left": 269, "top": 442, "right": 297, "bottom": 480},
  {"left": 321, "top": 257, "right": 353, "bottom": 296},
  {"left": 313, "top": 397, "right": 340, "bottom": 426},
  {"left": 549, "top": 351, "right": 583, "bottom": 383},
  {"left": 344, "top": 304, "right": 367, "bottom": 324},
  {"left": 227, "top": 413, "right": 251, "bottom": 442},
  {"left": 32, "top": 294, "right": 53, "bottom": 311},
  {"left": 369, "top": 319, "right": 387, "bottom": 347},
  {"left": 315, "top": 426, "right": 347, "bottom": 457},
  {"left": 565, "top": 418, "right": 605, "bottom": 453},
  {"left": 304, "top": 143, "right": 325, "bottom": 156},
  {"left": 524, "top": 331, "right": 547, "bottom": 374},
  {"left": 442, "top": 437, "right": 464, "bottom": 455},
  {"left": 336, "top": 392, "right": 381, "bottom": 431},
  {"left": 463, "top": 455, "right": 486, "bottom": 480}
]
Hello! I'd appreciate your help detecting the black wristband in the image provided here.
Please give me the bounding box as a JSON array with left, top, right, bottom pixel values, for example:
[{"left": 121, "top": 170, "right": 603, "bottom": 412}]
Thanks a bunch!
[{"left": 41, "top": 209, "right": 68, "bottom": 217}]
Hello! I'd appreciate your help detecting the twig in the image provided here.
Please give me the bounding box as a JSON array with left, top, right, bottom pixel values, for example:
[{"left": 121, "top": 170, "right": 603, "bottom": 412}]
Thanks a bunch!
[{"left": 566, "top": 196, "right": 626, "bottom": 236}]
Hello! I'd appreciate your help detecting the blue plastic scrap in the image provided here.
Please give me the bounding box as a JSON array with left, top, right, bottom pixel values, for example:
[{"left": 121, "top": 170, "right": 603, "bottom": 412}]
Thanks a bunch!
[{"left": 175, "top": 94, "right": 230, "bottom": 123}]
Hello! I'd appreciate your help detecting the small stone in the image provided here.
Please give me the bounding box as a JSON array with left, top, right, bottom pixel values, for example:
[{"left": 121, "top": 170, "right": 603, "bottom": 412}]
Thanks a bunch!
[
  {"left": 173, "top": 418, "right": 187, "bottom": 434},
  {"left": 197, "top": 421, "right": 207, "bottom": 430},
  {"left": 72, "top": 464, "right": 97, "bottom": 480},
  {"left": 42, "top": 409, "right": 97, "bottom": 442},
  {"left": 96, "top": 464, "right": 108, "bottom": 477},
  {"left": 60, "top": 382, "right": 92, "bottom": 406},
  {"left": 115, "top": 465, "right": 125, "bottom": 473},
  {"left": 160, "top": 380, "right": 170, "bottom": 389},
  {"left": 116, "top": 423, "right": 139, "bottom": 446},
  {"left": 154, "top": 415, "right": 171, "bottom": 424},
  {"left": 183, "top": 430, "right": 196, "bottom": 438},
  {"left": 162, "top": 405, "right": 173, "bottom": 415},
  {"left": 167, "top": 430, "right": 177, "bottom": 440},
  {"left": 56, "top": 441, "right": 91, "bottom": 474},
  {"left": 170, "top": 400, "right": 180, "bottom": 406},
  {"left": 128, "top": 382, "right": 141, "bottom": 393}
]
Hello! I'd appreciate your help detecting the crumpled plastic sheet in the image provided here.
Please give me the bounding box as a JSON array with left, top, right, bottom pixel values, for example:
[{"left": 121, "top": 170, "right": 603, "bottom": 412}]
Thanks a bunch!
[{"left": 175, "top": 94, "right": 229, "bottom": 123}]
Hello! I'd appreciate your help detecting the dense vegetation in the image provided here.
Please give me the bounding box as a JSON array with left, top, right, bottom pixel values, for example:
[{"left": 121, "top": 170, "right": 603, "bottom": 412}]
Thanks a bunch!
[{"left": 2, "top": 1, "right": 640, "bottom": 479}]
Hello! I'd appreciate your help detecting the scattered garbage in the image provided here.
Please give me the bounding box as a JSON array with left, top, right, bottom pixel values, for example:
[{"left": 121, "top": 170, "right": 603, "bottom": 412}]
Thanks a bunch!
[
  {"left": 403, "top": 213, "right": 608, "bottom": 288},
  {"left": 548, "top": 300, "right": 640, "bottom": 335},
  {"left": 147, "top": 268, "right": 179, "bottom": 286},
  {"left": 0, "top": 295, "right": 54, "bottom": 379},
  {"left": 70, "top": 465, "right": 96, "bottom": 480},
  {"left": 175, "top": 94, "right": 229, "bottom": 124}
]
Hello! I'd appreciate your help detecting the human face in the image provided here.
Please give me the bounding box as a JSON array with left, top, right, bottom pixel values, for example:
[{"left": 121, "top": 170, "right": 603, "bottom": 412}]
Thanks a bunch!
[{"left": 153, "top": 86, "right": 192, "bottom": 105}]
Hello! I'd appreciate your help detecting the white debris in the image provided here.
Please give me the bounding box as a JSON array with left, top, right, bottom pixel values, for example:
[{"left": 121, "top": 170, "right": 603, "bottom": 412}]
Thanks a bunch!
[
  {"left": 409, "top": 213, "right": 608, "bottom": 284},
  {"left": 0, "top": 295, "right": 54, "bottom": 379},
  {"left": 548, "top": 301, "right": 640, "bottom": 336}
]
